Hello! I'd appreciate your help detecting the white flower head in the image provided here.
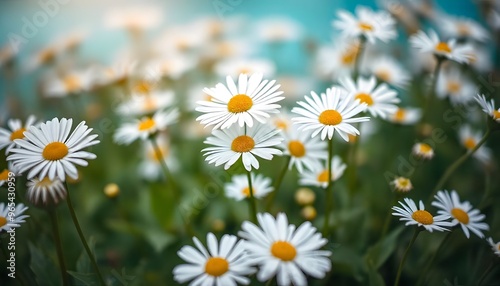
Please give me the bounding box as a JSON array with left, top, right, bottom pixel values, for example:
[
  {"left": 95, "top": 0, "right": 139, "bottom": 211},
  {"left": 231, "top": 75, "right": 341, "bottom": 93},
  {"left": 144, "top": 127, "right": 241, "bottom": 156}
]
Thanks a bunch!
[
  {"left": 26, "top": 177, "right": 67, "bottom": 206},
  {"left": 458, "top": 125, "right": 492, "bottom": 165},
  {"left": 116, "top": 90, "right": 174, "bottom": 117},
  {"left": 475, "top": 94, "right": 500, "bottom": 123},
  {"left": 238, "top": 212, "right": 332, "bottom": 285},
  {"left": 487, "top": 237, "right": 500, "bottom": 257},
  {"left": 299, "top": 155, "right": 347, "bottom": 188},
  {"left": 281, "top": 125, "right": 327, "bottom": 174},
  {"left": 225, "top": 173, "right": 273, "bottom": 201},
  {"left": 214, "top": 58, "right": 276, "bottom": 79},
  {"left": 0, "top": 115, "right": 38, "bottom": 154},
  {"left": 0, "top": 202, "right": 29, "bottom": 232},
  {"left": 409, "top": 29, "right": 473, "bottom": 63},
  {"left": 392, "top": 198, "right": 454, "bottom": 232},
  {"left": 436, "top": 68, "right": 477, "bottom": 105},
  {"left": 366, "top": 55, "right": 410, "bottom": 88},
  {"left": 388, "top": 107, "right": 421, "bottom": 125},
  {"left": 412, "top": 143, "right": 434, "bottom": 160}
]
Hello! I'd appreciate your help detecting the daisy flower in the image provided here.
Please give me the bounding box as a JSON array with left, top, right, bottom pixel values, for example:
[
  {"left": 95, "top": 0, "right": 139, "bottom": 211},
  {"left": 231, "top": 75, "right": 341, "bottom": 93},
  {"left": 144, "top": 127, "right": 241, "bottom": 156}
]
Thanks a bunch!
[
  {"left": 113, "top": 108, "right": 179, "bottom": 145},
  {"left": 270, "top": 111, "right": 293, "bottom": 133},
  {"left": 0, "top": 168, "right": 11, "bottom": 187},
  {"left": 333, "top": 6, "right": 396, "bottom": 43},
  {"left": 173, "top": 233, "right": 255, "bottom": 285},
  {"left": 116, "top": 90, "right": 174, "bottom": 116},
  {"left": 438, "top": 15, "right": 489, "bottom": 43},
  {"left": 105, "top": 5, "right": 162, "bottom": 33},
  {"left": 225, "top": 173, "right": 273, "bottom": 201},
  {"left": 388, "top": 107, "right": 421, "bottom": 125},
  {"left": 0, "top": 202, "right": 29, "bottom": 232},
  {"left": 0, "top": 115, "right": 38, "bottom": 154},
  {"left": 412, "top": 143, "right": 434, "bottom": 159},
  {"left": 196, "top": 73, "right": 284, "bottom": 130},
  {"left": 202, "top": 123, "right": 283, "bottom": 171},
  {"left": 254, "top": 17, "right": 303, "bottom": 43},
  {"left": 436, "top": 68, "right": 476, "bottom": 105},
  {"left": 139, "top": 136, "right": 178, "bottom": 181},
  {"left": 238, "top": 212, "right": 331, "bottom": 285},
  {"left": 409, "top": 29, "right": 472, "bottom": 63},
  {"left": 281, "top": 125, "right": 327, "bottom": 173},
  {"left": 391, "top": 177, "right": 413, "bottom": 193},
  {"left": 299, "top": 156, "right": 347, "bottom": 188},
  {"left": 487, "top": 238, "right": 500, "bottom": 257},
  {"left": 43, "top": 69, "right": 95, "bottom": 97},
  {"left": 339, "top": 76, "right": 400, "bottom": 119},
  {"left": 315, "top": 40, "right": 359, "bottom": 80},
  {"left": 96, "top": 61, "right": 136, "bottom": 88},
  {"left": 144, "top": 55, "right": 195, "bottom": 81},
  {"left": 7, "top": 118, "right": 99, "bottom": 181},
  {"left": 392, "top": 198, "right": 453, "bottom": 232},
  {"left": 432, "top": 190, "right": 489, "bottom": 238},
  {"left": 475, "top": 94, "right": 500, "bottom": 123},
  {"left": 463, "top": 44, "right": 492, "bottom": 73},
  {"left": 214, "top": 58, "right": 276, "bottom": 79},
  {"left": 458, "top": 125, "right": 492, "bottom": 164},
  {"left": 366, "top": 55, "right": 410, "bottom": 88},
  {"left": 291, "top": 86, "right": 369, "bottom": 141},
  {"left": 26, "top": 177, "right": 67, "bottom": 206}
]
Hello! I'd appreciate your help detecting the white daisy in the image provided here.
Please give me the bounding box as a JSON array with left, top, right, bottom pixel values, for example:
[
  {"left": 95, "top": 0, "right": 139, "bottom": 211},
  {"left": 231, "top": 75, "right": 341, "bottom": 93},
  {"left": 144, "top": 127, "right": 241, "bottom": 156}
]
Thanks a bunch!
[
  {"left": 391, "top": 177, "right": 413, "bottom": 193},
  {"left": 333, "top": 6, "right": 397, "bottom": 43},
  {"left": 291, "top": 86, "right": 369, "bottom": 141},
  {"left": 225, "top": 173, "right": 273, "bottom": 201},
  {"left": 270, "top": 111, "right": 293, "bottom": 133},
  {"left": 173, "top": 233, "right": 255, "bottom": 285},
  {"left": 409, "top": 29, "right": 472, "bottom": 63},
  {"left": 105, "top": 5, "right": 162, "bottom": 33},
  {"left": 432, "top": 190, "right": 489, "bottom": 239},
  {"left": 238, "top": 212, "right": 332, "bottom": 285},
  {"left": 463, "top": 44, "right": 492, "bottom": 73},
  {"left": 24, "top": 44, "right": 59, "bottom": 71},
  {"left": 7, "top": 118, "right": 99, "bottom": 181},
  {"left": 436, "top": 68, "right": 477, "bottom": 105},
  {"left": 43, "top": 69, "right": 95, "bottom": 97},
  {"left": 340, "top": 76, "right": 400, "bottom": 119},
  {"left": 412, "top": 143, "right": 434, "bottom": 159},
  {"left": 196, "top": 73, "right": 284, "bottom": 130},
  {"left": 281, "top": 125, "right": 326, "bottom": 174},
  {"left": 0, "top": 115, "right": 38, "bottom": 154},
  {"left": 475, "top": 94, "right": 500, "bottom": 123},
  {"left": 438, "top": 15, "right": 489, "bottom": 43},
  {"left": 487, "top": 237, "right": 500, "bottom": 257},
  {"left": 96, "top": 61, "right": 136, "bottom": 88},
  {"left": 143, "top": 55, "right": 195, "bottom": 80},
  {"left": 366, "top": 55, "right": 410, "bottom": 88},
  {"left": 202, "top": 123, "right": 283, "bottom": 171},
  {"left": 113, "top": 108, "right": 179, "bottom": 145},
  {"left": 254, "top": 17, "right": 303, "bottom": 43},
  {"left": 458, "top": 125, "right": 492, "bottom": 164},
  {"left": 138, "top": 135, "right": 178, "bottom": 181},
  {"left": 315, "top": 40, "right": 359, "bottom": 80},
  {"left": 0, "top": 168, "right": 11, "bottom": 187},
  {"left": 392, "top": 198, "right": 453, "bottom": 232},
  {"left": 116, "top": 90, "right": 174, "bottom": 116},
  {"left": 214, "top": 58, "right": 276, "bottom": 79},
  {"left": 0, "top": 202, "right": 29, "bottom": 232},
  {"left": 26, "top": 177, "right": 67, "bottom": 206},
  {"left": 299, "top": 156, "right": 347, "bottom": 188},
  {"left": 156, "top": 24, "right": 206, "bottom": 55},
  {"left": 388, "top": 107, "right": 421, "bottom": 125}
]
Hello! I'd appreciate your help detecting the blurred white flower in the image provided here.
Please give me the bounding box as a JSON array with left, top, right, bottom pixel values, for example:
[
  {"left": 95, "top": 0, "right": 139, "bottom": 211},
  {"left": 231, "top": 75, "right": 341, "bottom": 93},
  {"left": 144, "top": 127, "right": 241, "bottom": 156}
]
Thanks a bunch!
[
  {"left": 224, "top": 173, "right": 273, "bottom": 201},
  {"left": 214, "top": 58, "right": 276, "bottom": 79},
  {"left": 458, "top": 125, "right": 492, "bottom": 165},
  {"left": 254, "top": 17, "right": 303, "bottom": 42},
  {"left": 436, "top": 68, "right": 477, "bottom": 105},
  {"left": 388, "top": 107, "right": 421, "bottom": 125},
  {"left": 409, "top": 29, "right": 472, "bottom": 63},
  {"left": 299, "top": 155, "right": 347, "bottom": 188},
  {"left": 366, "top": 55, "right": 410, "bottom": 88},
  {"left": 43, "top": 69, "right": 95, "bottom": 97},
  {"left": 437, "top": 15, "right": 489, "bottom": 42},
  {"left": 105, "top": 5, "right": 162, "bottom": 33}
]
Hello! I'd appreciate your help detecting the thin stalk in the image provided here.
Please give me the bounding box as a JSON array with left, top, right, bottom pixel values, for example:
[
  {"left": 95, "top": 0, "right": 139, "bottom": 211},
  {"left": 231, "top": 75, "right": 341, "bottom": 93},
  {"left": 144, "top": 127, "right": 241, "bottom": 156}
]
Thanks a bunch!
[
  {"left": 266, "top": 156, "right": 291, "bottom": 211},
  {"left": 347, "top": 125, "right": 361, "bottom": 198},
  {"left": 380, "top": 194, "right": 400, "bottom": 239},
  {"left": 322, "top": 139, "right": 334, "bottom": 237},
  {"left": 476, "top": 259, "right": 497, "bottom": 286},
  {"left": 420, "top": 56, "right": 444, "bottom": 126},
  {"left": 246, "top": 170, "right": 258, "bottom": 223},
  {"left": 394, "top": 228, "right": 421, "bottom": 286},
  {"left": 65, "top": 184, "right": 106, "bottom": 286},
  {"left": 416, "top": 230, "right": 454, "bottom": 286},
  {"left": 48, "top": 210, "right": 70, "bottom": 286},
  {"left": 353, "top": 36, "right": 367, "bottom": 78},
  {"left": 430, "top": 128, "right": 491, "bottom": 201},
  {"left": 149, "top": 136, "right": 180, "bottom": 201}
]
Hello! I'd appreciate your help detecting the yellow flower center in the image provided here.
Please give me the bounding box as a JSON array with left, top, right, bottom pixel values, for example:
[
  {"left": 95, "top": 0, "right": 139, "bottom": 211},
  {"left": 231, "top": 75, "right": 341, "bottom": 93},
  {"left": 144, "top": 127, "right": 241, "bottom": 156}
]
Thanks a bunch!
[
  {"left": 39, "top": 49, "right": 55, "bottom": 63},
  {"left": 0, "top": 169, "right": 9, "bottom": 181},
  {"left": 0, "top": 216, "right": 7, "bottom": 227},
  {"left": 271, "top": 241, "right": 296, "bottom": 261},
  {"left": 435, "top": 42, "right": 452, "bottom": 53},
  {"left": 419, "top": 143, "right": 432, "bottom": 154},
  {"left": 493, "top": 110, "right": 500, "bottom": 120},
  {"left": 451, "top": 208, "right": 469, "bottom": 224},
  {"left": 227, "top": 94, "right": 253, "bottom": 113},
  {"left": 464, "top": 137, "right": 476, "bottom": 150},
  {"left": 358, "top": 22, "right": 374, "bottom": 31},
  {"left": 317, "top": 170, "right": 330, "bottom": 183},
  {"left": 134, "top": 81, "right": 152, "bottom": 94},
  {"left": 37, "top": 177, "right": 54, "bottom": 187},
  {"left": 396, "top": 178, "right": 411, "bottom": 188},
  {"left": 457, "top": 23, "right": 470, "bottom": 36},
  {"left": 231, "top": 135, "right": 255, "bottom": 153},
  {"left": 10, "top": 128, "right": 26, "bottom": 141},
  {"left": 376, "top": 69, "right": 392, "bottom": 82},
  {"left": 241, "top": 187, "right": 254, "bottom": 197},
  {"left": 394, "top": 109, "right": 406, "bottom": 122},
  {"left": 355, "top": 93, "right": 374, "bottom": 106},
  {"left": 274, "top": 119, "right": 288, "bottom": 130},
  {"left": 238, "top": 68, "right": 251, "bottom": 75},
  {"left": 412, "top": 210, "right": 434, "bottom": 225},
  {"left": 340, "top": 44, "right": 359, "bottom": 66},
  {"left": 138, "top": 117, "right": 156, "bottom": 131},
  {"left": 288, "top": 140, "right": 306, "bottom": 158},
  {"left": 447, "top": 81, "right": 461, "bottom": 93},
  {"left": 204, "top": 257, "right": 229, "bottom": 277},
  {"left": 64, "top": 75, "right": 81, "bottom": 93},
  {"left": 42, "top": 142, "right": 69, "bottom": 161},
  {"left": 318, "top": 110, "right": 343, "bottom": 125}
]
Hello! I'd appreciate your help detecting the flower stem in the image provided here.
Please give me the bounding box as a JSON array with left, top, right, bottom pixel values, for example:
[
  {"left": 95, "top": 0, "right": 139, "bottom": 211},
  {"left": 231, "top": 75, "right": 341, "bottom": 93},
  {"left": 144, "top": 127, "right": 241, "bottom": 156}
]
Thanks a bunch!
[
  {"left": 322, "top": 138, "right": 334, "bottom": 237},
  {"left": 476, "top": 259, "right": 497, "bottom": 286},
  {"left": 48, "top": 210, "right": 70, "bottom": 286},
  {"left": 65, "top": 184, "right": 106, "bottom": 286},
  {"left": 420, "top": 56, "right": 444, "bottom": 126},
  {"left": 246, "top": 170, "right": 258, "bottom": 223},
  {"left": 380, "top": 194, "right": 400, "bottom": 239},
  {"left": 394, "top": 227, "right": 420, "bottom": 286},
  {"left": 353, "top": 36, "right": 367, "bottom": 79},
  {"left": 429, "top": 128, "right": 491, "bottom": 201},
  {"left": 150, "top": 136, "right": 180, "bottom": 201},
  {"left": 415, "top": 230, "right": 454, "bottom": 286},
  {"left": 266, "top": 156, "right": 291, "bottom": 211}
]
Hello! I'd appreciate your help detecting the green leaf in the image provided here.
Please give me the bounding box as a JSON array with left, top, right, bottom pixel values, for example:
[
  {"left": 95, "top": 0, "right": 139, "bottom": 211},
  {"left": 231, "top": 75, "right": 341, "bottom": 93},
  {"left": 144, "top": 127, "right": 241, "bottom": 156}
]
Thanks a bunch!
[
  {"left": 28, "top": 242, "right": 59, "bottom": 286},
  {"left": 367, "top": 260, "right": 386, "bottom": 286},
  {"left": 76, "top": 237, "right": 96, "bottom": 274},
  {"left": 364, "top": 227, "right": 404, "bottom": 270},
  {"left": 331, "top": 244, "right": 365, "bottom": 282},
  {"left": 67, "top": 271, "right": 99, "bottom": 286}
]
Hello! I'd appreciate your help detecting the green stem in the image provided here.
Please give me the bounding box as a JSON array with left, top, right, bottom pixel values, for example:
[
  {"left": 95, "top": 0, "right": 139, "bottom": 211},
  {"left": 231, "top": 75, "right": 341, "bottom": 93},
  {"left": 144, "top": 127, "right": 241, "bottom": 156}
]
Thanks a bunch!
[
  {"left": 48, "top": 210, "right": 70, "bottom": 286},
  {"left": 420, "top": 56, "right": 444, "bottom": 126},
  {"left": 394, "top": 228, "right": 420, "bottom": 286},
  {"left": 65, "top": 184, "right": 106, "bottom": 286},
  {"left": 476, "top": 259, "right": 497, "bottom": 286},
  {"left": 430, "top": 128, "right": 491, "bottom": 201},
  {"left": 416, "top": 230, "right": 454, "bottom": 286},
  {"left": 246, "top": 170, "right": 258, "bottom": 223},
  {"left": 380, "top": 194, "right": 400, "bottom": 239},
  {"left": 322, "top": 139, "right": 334, "bottom": 237},
  {"left": 348, "top": 125, "right": 361, "bottom": 199},
  {"left": 353, "top": 36, "right": 367, "bottom": 79},
  {"left": 266, "top": 156, "right": 291, "bottom": 211},
  {"left": 150, "top": 136, "right": 180, "bottom": 201}
]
